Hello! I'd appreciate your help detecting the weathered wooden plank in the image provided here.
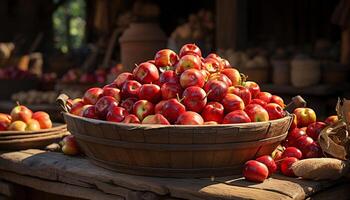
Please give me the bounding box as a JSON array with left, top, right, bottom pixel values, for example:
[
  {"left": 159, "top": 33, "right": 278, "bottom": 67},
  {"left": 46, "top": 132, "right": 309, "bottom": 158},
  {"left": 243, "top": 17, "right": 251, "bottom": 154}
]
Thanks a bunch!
[
  {"left": 307, "top": 182, "right": 350, "bottom": 200},
  {"left": 0, "top": 170, "right": 123, "bottom": 200},
  {"left": 0, "top": 179, "right": 14, "bottom": 197}
]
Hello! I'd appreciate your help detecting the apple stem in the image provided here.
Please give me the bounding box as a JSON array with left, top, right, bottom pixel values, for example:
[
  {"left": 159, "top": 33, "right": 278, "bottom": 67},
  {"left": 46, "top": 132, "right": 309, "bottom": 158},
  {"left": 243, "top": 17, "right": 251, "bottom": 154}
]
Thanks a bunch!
[
  {"left": 16, "top": 101, "right": 20, "bottom": 107},
  {"left": 204, "top": 90, "right": 212, "bottom": 99},
  {"left": 240, "top": 73, "right": 247, "bottom": 85},
  {"left": 177, "top": 93, "right": 185, "bottom": 103}
]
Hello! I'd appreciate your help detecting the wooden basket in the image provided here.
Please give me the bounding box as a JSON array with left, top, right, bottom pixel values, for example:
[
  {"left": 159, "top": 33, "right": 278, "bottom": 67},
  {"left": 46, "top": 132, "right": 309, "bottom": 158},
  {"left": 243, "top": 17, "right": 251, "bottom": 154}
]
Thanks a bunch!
[
  {"left": 0, "top": 124, "right": 69, "bottom": 150},
  {"left": 63, "top": 112, "right": 292, "bottom": 178}
]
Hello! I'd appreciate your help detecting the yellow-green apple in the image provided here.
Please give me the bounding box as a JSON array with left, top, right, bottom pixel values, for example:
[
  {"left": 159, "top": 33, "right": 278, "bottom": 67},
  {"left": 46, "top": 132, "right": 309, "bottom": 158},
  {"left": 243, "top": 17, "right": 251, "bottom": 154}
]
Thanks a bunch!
[
  {"left": 255, "top": 92, "right": 272, "bottom": 103},
  {"left": 203, "top": 80, "right": 228, "bottom": 102},
  {"left": 154, "top": 49, "right": 179, "bottom": 69},
  {"left": 306, "top": 122, "right": 326, "bottom": 140},
  {"left": 182, "top": 86, "right": 207, "bottom": 113},
  {"left": 32, "top": 111, "right": 52, "bottom": 129},
  {"left": 271, "top": 145, "right": 284, "bottom": 160},
  {"left": 142, "top": 114, "right": 170, "bottom": 125},
  {"left": 209, "top": 73, "right": 232, "bottom": 87},
  {"left": 82, "top": 105, "right": 99, "bottom": 119},
  {"left": 264, "top": 103, "right": 285, "bottom": 120},
  {"left": 132, "top": 100, "right": 154, "bottom": 121},
  {"left": 106, "top": 106, "right": 129, "bottom": 122},
  {"left": 280, "top": 157, "right": 298, "bottom": 177},
  {"left": 138, "top": 84, "right": 161, "bottom": 103},
  {"left": 270, "top": 95, "right": 285, "bottom": 108},
  {"left": 161, "top": 82, "right": 183, "bottom": 100},
  {"left": 121, "top": 80, "right": 141, "bottom": 98},
  {"left": 0, "top": 113, "right": 12, "bottom": 131},
  {"left": 228, "top": 85, "right": 251, "bottom": 106},
  {"left": 202, "top": 58, "right": 222, "bottom": 73},
  {"left": 10, "top": 104, "right": 32, "bottom": 123},
  {"left": 120, "top": 97, "right": 138, "bottom": 113},
  {"left": 175, "top": 54, "right": 202, "bottom": 74},
  {"left": 175, "top": 111, "right": 204, "bottom": 125},
  {"left": 221, "top": 68, "right": 241, "bottom": 86},
  {"left": 122, "top": 114, "right": 140, "bottom": 124},
  {"left": 67, "top": 98, "right": 82, "bottom": 108},
  {"left": 70, "top": 100, "right": 85, "bottom": 116},
  {"left": 201, "top": 102, "right": 224, "bottom": 123},
  {"left": 244, "top": 81, "right": 260, "bottom": 98},
  {"left": 161, "top": 98, "right": 186, "bottom": 124},
  {"left": 281, "top": 147, "right": 302, "bottom": 159},
  {"left": 290, "top": 113, "right": 298, "bottom": 130},
  {"left": 113, "top": 72, "right": 133, "bottom": 88},
  {"left": 159, "top": 70, "right": 179, "bottom": 85},
  {"left": 245, "top": 104, "right": 269, "bottom": 122},
  {"left": 222, "top": 110, "right": 251, "bottom": 124},
  {"left": 286, "top": 128, "right": 306, "bottom": 147},
  {"left": 102, "top": 87, "right": 121, "bottom": 103},
  {"left": 133, "top": 62, "right": 159, "bottom": 84},
  {"left": 250, "top": 99, "right": 267, "bottom": 107},
  {"left": 180, "top": 69, "right": 205, "bottom": 88},
  {"left": 179, "top": 43, "right": 202, "bottom": 57},
  {"left": 82, "top": 87, "right": 103, "bottom": 105},
  {"left": 293, "top": 108, "right": 316, "bottom": 127},
  {"left": 155, "top": 100, "right": 167, "bottom": 114},
  {"left": 255, "top": 155, "right": 277, "bottom": 176},
  {"left": 95, "top": 96, "right": 118, "bottom": 119},
  {"left": 243, "top": 160, "right": 269, "bottom": 182},
  {"left": 62, "top": 135, "right": 79, "bottom": 156},
  {"left": 25, "top": 119, "right": 41, "bottom": 131},
  {"left": 204, "top": 121, "right": 218, "bottom": 125},
  {"left": 200, "top": 69, "right": 210, "bottom": 81},
  {"left": 221, "top": 93, "right": 245, "bottom": 113},
  {"left": 324, "top": 115, "right": 338, "bottom": 125},
  {"left": 8, "top": 120, "right": 27, "bottom": 131}
]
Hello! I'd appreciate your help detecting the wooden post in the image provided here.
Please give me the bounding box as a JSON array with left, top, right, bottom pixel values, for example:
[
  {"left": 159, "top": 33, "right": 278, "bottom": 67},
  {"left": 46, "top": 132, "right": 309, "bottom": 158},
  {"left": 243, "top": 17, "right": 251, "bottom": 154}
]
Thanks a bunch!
[{"left": 341, "top": 29, "right": 350, "bottom": 65}]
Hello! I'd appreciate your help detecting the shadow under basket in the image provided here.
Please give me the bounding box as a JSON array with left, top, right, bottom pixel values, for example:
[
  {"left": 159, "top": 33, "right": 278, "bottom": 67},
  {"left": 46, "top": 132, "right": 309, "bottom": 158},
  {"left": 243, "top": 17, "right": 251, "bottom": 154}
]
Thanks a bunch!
[{"left": 64, "top": 113, "right": 292, "bottom": 178}]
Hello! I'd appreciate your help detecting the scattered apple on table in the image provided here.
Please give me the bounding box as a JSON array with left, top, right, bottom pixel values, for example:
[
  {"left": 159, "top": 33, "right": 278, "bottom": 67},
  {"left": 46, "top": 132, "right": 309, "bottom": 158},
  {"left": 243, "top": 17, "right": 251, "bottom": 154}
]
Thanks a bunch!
[{"left": 61, "top": 135, "right": 80, "bottom": 156}]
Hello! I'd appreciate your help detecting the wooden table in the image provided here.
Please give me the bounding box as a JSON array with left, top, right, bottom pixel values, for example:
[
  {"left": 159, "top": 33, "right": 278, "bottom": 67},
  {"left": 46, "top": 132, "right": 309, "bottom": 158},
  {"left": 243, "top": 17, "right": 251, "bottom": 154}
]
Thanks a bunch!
[{"left": 0, "top": 149, "right": 349, "bottom": 200}]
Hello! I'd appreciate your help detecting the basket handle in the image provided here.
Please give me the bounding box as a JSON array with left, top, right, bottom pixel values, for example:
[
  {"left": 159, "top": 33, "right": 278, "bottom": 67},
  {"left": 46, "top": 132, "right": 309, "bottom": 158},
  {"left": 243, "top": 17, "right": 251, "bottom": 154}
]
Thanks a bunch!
[
  {"left": 285, "top": 95, "right": 307, "bottom": 113},
  {"left": 56, "top": 93, "right": 70, "bottom": 113}
]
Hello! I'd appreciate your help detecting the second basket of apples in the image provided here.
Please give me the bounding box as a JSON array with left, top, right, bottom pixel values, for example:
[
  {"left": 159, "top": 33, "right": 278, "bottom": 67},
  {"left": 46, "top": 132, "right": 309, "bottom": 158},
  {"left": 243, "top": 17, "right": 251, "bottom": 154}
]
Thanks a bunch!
[{"left": 59, "top": 44, "right": 294, "bottom": 178}]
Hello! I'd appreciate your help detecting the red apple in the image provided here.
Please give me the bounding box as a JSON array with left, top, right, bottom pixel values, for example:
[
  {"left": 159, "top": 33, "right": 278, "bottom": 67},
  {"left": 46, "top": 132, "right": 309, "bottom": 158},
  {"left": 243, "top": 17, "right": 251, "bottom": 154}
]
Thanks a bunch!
[
  {"left": 290, "top": 114, "right": 298, "bottom": 130},
  {"left": 182, "top": 86, "right": 207, "bottom": 113},
  {"left": 120, "top": 97, "right": 138, "bottom": 113},
  {"left": 206, "top": 53, "right": 222, "bottom": 62},
  {"left": 270, "top": 95, "right": 285, "bottom": 108},
  {"left": 201, "top": 102, "right": 224, "bottom": 123},
  {"left": 159, "top": 70, "right": 179, "bottom": 85},
  {"left": 154, "top": 49, "right": 179, "bottom": 69},
  {"left": 281, "top": 147, "right": 303, "bottom": 159},
  {"left": 256, "top": 155, "right": 277, "bottom": 176},
  {"left": 271, "top": 146, "right": 284, "bottom": 161},
  {"left": 161, "top": 82, "right": 183, "bottom": 100},
  {"left": 244, "top": 81, "right": 260, "bottom": 98},
  {"left": 142, "top": 114, "right": 170, "bottom": 125},
  {"left": 204, "top": 121, "right": 218, "bottom": 125},
  {"left": 286, "top": 128, "right": 306, "bottom": 147},
  {"left": 155, "top": 100, "right": 167, "bottom": 114},
  {"left": 180, "top": 69, "right": 205, "bottom": 88},
  {"left": 161, "top": 98, "right": 186, "bottom": 124},
  {"left": 32, "top": 111, "right": 52, "bottom": 129},
  {"left": 122, "top": 114, "right": 141, "bottom": 124},
  {"left": 70, "top": 100, "right": 85, "bottom": 116},
  {"left": 138, "top": 84, "right": 161, "bottom": 103},
  {"left": 83, "top": 87, "right": 103, "bottom": 105},
  {"left": 250, "top": 99, "right": 267, "bottom": 107},
  {"left": 200, "top": 69, "right": 210, "bottom": 81},
  {"left": 306, "top": 122, "right": 326, "bottom": 141},
  {"left": 133, "top": 62, "right": 159, "bottom": 84},
  {"left": 132, "top": 100, "right": 154, "bottom": 121},
  {"left": 176, "top": 111, "right": 204, "bottom": 125},
  {"left": 204, "top": 80, "right": 228, "bottom": 102},
  {"left": 293, "top": 108, "right": 317, "bottom": 127},
  {"left": 95, "top": 96, "right": 118, "bottom": 119},
  {"left": 102, "top": 87, "right": 121, "bottom": 103},
  {"left": 255, "top": 92, "right": 272, "bottom": 103},
  {"left": 10, "top": 104, "right": 32, "bottom": 123},
  {"left": 303, "top": 142, "right": 322, "bottom": 158},
  {"left": 113, "top": 72, "right": 133, "bottom": 88},
  {"left": 209, "top": 73, "right": 232, "bottom": 87},
  {"left": 221, "top": 94, "right": 245, "bottom": 113},
  {"left": 179, "top": 43, "right": 202, "bottom": 57},
  {"left": 106, "top": 106, "right": 129, "bottom": 122},
  {"left": 82, "top": 105, "right": 99, "bottom": 119},
  {"left": 243, "top": 160, "right": 269, "bottom": 182},
  {"left": 61, "top": 135, "right": 79, "bottom": 156},
  {"left": 121, "top": 80, "right": 142, "bottom": 98},
  {"left": 228, "top": 85, "right": 251, "bottom": 106},
  {"left": 221, "top": 68, "right": 241, "bottom": 86},
  {"left": 0, "top": 113, "right": 12, "bottom": 131},
  {"left": 202, "top": 58, "right": 222, "bottom": 73},
  {"left": 324, "top": 115, "right": 338, "bottom": 125},
  {"left": 280, "top": 157, "right": 298, "bottom": 177},
  {"left": 264, "top": 103, "right": 285, "bottom": 120},
  {"left": 175, "top": 54, "right": 202, "bottom": 74},
  {"left": 295, "top": 136, "right": 314, "bottom": 153},
  {"left": 222, "top": 110, "right": 251, "bottom": 124},
  {"left": 245, "top": 104, "right": 269, "bottom": 122},
  {"left": 221, "top": 58, "right": 232, "bottom": 68}
]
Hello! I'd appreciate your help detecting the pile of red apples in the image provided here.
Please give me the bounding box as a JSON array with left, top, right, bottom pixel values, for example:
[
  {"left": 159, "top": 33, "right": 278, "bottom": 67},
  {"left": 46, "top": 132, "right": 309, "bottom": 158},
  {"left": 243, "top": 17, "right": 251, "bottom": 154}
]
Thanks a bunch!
[
  {"left": 243, "top": 108, "right": 338, "bottom": 182},
  {"left": 69, "top": 44, "right": 287, "bottom": 125}
]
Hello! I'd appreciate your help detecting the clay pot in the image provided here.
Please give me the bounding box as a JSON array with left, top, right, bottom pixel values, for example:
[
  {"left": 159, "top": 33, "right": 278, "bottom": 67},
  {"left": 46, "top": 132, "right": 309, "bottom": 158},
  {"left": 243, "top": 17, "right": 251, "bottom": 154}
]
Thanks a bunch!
[{"left": 119, "top": 23, "right": 167, "bottom": 71}]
